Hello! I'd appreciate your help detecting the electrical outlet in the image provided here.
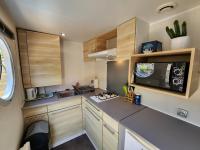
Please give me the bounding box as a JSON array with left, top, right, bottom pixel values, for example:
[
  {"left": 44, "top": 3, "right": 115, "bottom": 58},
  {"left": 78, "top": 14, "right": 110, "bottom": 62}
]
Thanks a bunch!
[{"left": 177, "top": 108, "right": 188, "bottom": 118}]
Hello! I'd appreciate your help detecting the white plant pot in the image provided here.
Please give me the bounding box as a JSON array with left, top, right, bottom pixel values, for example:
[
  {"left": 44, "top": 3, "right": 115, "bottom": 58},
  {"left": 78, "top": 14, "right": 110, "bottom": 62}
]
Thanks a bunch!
[{"left": 171, "top": 36, "right": 191, "bottom": 49}]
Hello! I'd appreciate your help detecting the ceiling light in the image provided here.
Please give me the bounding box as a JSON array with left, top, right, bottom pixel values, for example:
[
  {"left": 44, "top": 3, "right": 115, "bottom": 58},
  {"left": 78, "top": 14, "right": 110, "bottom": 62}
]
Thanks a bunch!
[
  {"left": 157, "top": 2, "right": 177, "bottom": 13},
  {"left": 61, "top": 33, "right": 65, "bottom": 37}
]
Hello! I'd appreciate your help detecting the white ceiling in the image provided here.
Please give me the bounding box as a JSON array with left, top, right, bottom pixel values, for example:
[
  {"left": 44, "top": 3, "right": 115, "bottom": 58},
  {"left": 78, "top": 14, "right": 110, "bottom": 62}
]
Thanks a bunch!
[{"left": 2, "top": 0, "right": 200, "bottom": 42}]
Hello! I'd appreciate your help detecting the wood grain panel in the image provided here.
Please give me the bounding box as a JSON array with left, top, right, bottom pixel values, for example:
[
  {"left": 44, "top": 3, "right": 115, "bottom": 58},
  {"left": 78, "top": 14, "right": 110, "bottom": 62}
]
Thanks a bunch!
[
  {"left": 83, "top": 39, "right": 96, "bottom": 61},
  {"left": 49, "top": 105, "right": 83, "bottom": 145},
  {"left": 103, "top": 112, "right": 118, "bottom": 132},
  {"left": 103, "top": 123, "right": 118, "bottom": 150},
  {"left": 23, "top": 106, "right": 48, "bottom": 118},
  {"left": 117, "top": 18, "right": 136, "bottom": 57},
  {"left": 85, "top": 107, "right": 102, "bottom": 150},
  {"left": 27, "top": 31, "right": 62, "bottom": 87},
  {"left": 48, "top": 97, "right": 81, "bottom": 112},
  {"left": 17, "top": 29, "right": 32, "bottom": 88},
  {"left": 24, "top": 113, "right": 48, "bottom": 128},
  {"left": 84, "top": 98, "right": 102, "bottom": 118}
]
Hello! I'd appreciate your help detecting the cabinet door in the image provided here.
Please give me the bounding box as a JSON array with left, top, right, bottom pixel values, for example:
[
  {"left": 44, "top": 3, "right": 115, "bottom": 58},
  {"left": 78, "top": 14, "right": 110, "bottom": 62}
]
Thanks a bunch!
[
  {"left": 124, "top": 130, "right": 159, "bottom": 150},
  {"left": 17, "top": 29, "right": 32, "bottom": 88},
  {"left": 27, "top": 31, "right": 62, "bottom": 87},
  {"left": 103, "top": 123, "right": 118, "bottom": 150},
  {"left": 24, "top": 113, "right": 48, "bottom": 129},
  {"left": 117, "top": 18, "right": 136, "bottom": 58},
  {"left": 83, "top": 38, "right": 106, "bottom": 61},
  {"left": 49, "top": 105, "right": 83, "bottom": 146},
  {"left": 85, "top": 107, "right": 102, "bottom": 150},
  {"left": 83, "top": 39, "right": 96, "bottom": 62}
]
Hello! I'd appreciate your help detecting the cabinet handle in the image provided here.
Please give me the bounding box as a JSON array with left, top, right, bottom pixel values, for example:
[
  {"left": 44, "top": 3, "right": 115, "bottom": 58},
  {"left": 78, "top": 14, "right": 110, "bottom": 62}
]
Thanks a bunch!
[
  {"left": 86, "top": 100, "right": 100, "bottom": 112},
  {"left": 85, "top": 107, "right": 100, "bottom": 122},
  {"left": 49, "top": 105, "right": 80, "bottom": 114},
  {"left": 103, "top": 123, "right": 115, "bottom": 135}
]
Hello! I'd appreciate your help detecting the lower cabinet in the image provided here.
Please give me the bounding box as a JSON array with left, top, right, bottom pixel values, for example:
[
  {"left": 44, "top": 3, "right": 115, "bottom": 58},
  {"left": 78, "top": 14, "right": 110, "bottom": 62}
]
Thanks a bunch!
[
  {"left": 124, "top": 129, "right": 159, "bottom": 150},
  {"left": 85, "top": 107, "right": 103, "bottom": 150},
  {"left": 48, "top": 105, "right": 83, "bottom": 146},
  {"left": 103, "top": 123, "right": 118, "bottom": 150}
]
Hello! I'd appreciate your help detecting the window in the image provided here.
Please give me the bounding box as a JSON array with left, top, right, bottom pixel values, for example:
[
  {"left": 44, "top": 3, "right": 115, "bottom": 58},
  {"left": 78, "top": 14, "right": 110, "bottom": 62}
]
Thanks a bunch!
[{"left": 0, "top": 37, "right": 15, "bottom": 102}]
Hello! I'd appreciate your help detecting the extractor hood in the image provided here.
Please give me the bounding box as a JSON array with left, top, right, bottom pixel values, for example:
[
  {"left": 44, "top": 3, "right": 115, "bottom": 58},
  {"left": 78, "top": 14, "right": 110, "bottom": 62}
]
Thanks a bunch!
[{"left": 88, "top": 48, "right": 117, "bottom": 60}]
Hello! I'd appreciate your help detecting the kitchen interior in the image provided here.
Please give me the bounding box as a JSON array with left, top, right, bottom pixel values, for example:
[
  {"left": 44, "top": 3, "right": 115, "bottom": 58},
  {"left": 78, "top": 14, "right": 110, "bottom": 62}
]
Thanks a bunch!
[{"left": 0, "top": 0, "right": 200, "bottom": 150}]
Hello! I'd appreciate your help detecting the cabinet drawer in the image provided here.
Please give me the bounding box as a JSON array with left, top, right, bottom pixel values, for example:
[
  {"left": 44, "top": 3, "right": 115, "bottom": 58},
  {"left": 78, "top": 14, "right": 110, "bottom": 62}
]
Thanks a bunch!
[
  {"left": 83, "top": 97, "right": 102, "bottom": 118},
  {"left": 85, "top": 106, "right": 102, "bottom": 150},
  {"left": 103, "top": 123, "right": 118, "bottom": 150},
  {"left": 24, "top": 113, "right": 48, "bottom": 128},
  {"left": 48, "top": 97, "right": 81, "bottom": 112},
  {"left": 23, "top": 106, "right": 47, "bottom": 118},
  {"left": 103, "top": 113, "right": 118, "bottom": 132}
]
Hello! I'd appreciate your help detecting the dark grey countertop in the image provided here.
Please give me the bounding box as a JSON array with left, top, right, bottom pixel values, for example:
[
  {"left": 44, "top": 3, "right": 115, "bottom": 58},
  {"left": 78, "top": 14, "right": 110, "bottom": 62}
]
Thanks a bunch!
[
  {"left": 23, "top": 88, "right": 103, "bottom": 109},
  {"left": 23, "top": 95, "right": 82, "bottom": 109},
  {"left": 82, "top": 89, "right": 146, "bottom": 121},
  {"left": 120, "top": 108, "right": 200, "bottom": 150},
  {"left": 24, "top": 89, "right": 145, "bottom": 122}
]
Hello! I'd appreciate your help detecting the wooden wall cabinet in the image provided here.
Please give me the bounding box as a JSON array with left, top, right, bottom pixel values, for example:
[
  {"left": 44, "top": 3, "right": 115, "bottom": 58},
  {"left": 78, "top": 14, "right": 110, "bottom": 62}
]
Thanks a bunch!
[
  {"left": 83, "top": 17, "right": 148, "bottom": 61},
  {"left": 17, "top": 29, "right": 32, "bottom": 88},
  {"left": 117, "top": 18, "right": 149, "bottom": 58},
  {"left": 17, "top": 29, "right": 62, "bottom": 88},
  {"left": 83, "top": 38, "right": 106, "bottom": 61},
  {"left": 117, "top": 18, "right": 136, "bottom": 58},
  {"left": 83, "top": 29, "right": 117, "bottom": 61}
]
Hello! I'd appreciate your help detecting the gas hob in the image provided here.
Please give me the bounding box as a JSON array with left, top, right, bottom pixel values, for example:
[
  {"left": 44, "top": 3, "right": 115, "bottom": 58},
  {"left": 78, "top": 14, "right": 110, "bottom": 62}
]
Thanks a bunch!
[{"left": 90, "top": 92, "right": 119, "bottom": 103}]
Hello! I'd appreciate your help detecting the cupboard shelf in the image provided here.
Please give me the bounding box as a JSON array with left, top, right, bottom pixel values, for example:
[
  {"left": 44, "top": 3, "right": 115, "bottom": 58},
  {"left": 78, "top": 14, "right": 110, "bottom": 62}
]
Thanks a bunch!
[
  {"left": 131, "top": 48, "right": 194, "bottom": 58},
  {"left": 129, "top": 48, "right": 199, "bottom": 99}
]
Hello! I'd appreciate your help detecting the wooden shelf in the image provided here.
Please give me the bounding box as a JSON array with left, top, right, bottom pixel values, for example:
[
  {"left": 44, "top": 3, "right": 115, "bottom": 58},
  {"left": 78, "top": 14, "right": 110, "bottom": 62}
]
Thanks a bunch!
[
  {"left": 130, "top": 84, "right": 187, "bottom": 99},
  {"left": 132, "top": 48, "right": 195, "bottom": 58},
  {"left": 129, "top": 48, "right": 199, "bottom": 99}
]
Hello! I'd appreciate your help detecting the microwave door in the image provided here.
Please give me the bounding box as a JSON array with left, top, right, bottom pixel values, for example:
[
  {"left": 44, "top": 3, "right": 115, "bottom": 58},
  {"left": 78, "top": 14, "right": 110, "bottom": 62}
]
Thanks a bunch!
[
  {"left": 135, "top": 63, "right": 173, "bottom": 90},
  {"left": 165, "top": 64, "right": 172, "bottom": 88}
]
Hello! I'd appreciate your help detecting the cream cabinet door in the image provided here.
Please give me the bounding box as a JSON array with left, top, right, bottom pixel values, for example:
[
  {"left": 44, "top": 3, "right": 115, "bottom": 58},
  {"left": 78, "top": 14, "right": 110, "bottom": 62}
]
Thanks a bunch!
[
  {"left": 117, "top": 18, "right": 136, "bottom": 58},
  {"left": 103, "top": 123, "right": 118, "bottom": 150},
  {"left": 85, "top": 107, "right": 102, "bottom": 150},
  {"left": 49, "top": 105, "right": 83, "bottom": 146}
]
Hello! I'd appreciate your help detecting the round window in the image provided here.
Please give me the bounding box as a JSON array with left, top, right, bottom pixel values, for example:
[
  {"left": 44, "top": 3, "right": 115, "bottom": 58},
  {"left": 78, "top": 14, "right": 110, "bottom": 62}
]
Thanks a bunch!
[{"left": 0, "top": 37, "right": 15, "bottom": 102}]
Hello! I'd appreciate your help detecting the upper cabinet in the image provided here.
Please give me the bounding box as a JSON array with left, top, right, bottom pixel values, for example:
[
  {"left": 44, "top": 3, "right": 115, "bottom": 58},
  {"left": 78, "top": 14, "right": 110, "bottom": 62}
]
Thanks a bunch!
[
  {"left": 83, "top": 17, "right": 149, "bottom": 61},
  {"left": 117, "top": 18, "right": 136, "bottom": 58},
  {"left": 17, "top": 29, "right": 62, "bottom": 88},
  {"left": 117, "top": 18, "right": 149, "bottom": 58},
  {"left": 83, "top": 38, "right": 106, "bottom": 61},
  {"left": 17, "top": 29, "right": 32, "bottom": 88},
  {"left": 83, "top": 29, "right": 117, "bottom": 61}
]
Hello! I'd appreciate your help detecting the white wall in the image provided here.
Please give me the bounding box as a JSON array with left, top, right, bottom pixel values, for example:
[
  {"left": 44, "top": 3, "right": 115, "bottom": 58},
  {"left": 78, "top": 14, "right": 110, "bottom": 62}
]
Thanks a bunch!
[
  {"left": 95, "top": 60, "right": 107, "bottom": 90},
  {"left": 46, "top": 40, "right": 96, "bottom": 92},
  {"left": 135, "top": 6, "right": 200, "bottom": 127},
  {"left": 0, "top": 3, "right": 24, "bottom": 150}
]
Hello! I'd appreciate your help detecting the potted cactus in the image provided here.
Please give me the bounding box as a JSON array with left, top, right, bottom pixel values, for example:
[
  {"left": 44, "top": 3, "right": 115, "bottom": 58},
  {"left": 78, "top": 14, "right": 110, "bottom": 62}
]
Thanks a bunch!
[{"left": 166, "top": 20, "right": 190, "bottom": 49}]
